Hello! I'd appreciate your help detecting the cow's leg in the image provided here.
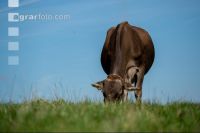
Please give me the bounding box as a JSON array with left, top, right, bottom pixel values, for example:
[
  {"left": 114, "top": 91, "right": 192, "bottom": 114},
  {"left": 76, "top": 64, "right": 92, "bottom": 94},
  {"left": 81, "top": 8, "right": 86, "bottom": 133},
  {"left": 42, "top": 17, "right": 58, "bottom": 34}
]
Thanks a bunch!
[
  {"left": 125, "top": 66, "right": 139, "bottom": 101},
  {"left": 123, "top": 90, "right": 128, "bottom": 101},
  {"left": 134, "top": 68, "right": 145, "bottom": 104},
  {"left": 123, "top": 77, "right": 129, "bottom": 102}
]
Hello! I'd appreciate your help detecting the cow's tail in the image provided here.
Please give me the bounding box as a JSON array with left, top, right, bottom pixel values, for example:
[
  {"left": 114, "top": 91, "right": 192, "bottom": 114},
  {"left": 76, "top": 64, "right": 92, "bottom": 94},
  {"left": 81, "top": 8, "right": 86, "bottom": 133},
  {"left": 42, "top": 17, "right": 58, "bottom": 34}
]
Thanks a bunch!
[
  {"left": 116, "top": 21, "right": 128, "bottom": 51},
  {"left": 112, "top": 21, "right": 128, "bottom": 73}
]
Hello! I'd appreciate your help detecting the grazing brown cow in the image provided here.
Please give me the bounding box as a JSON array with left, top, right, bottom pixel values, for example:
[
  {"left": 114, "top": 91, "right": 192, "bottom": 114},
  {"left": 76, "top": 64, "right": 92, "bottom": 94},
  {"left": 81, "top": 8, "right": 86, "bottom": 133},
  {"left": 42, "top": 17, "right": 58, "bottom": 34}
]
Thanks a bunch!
[{"left": 92, "top": 21, "right": 155, "bottom": 103}]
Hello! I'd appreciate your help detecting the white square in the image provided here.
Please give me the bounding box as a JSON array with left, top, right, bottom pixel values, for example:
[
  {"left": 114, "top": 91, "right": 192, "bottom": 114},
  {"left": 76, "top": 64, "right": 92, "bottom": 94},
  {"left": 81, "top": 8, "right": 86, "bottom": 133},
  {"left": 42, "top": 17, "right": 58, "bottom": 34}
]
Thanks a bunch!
[
  {"left": 8, "top": 27, "right": 19, "bottom": 36},
  {"left": 8, "top": 0, "right": 19, "bottom": 7},
  {"left": 8, "top": 56, "right": 19, "bottom": 65},
  {"left": 8, "top": 42, "right": 19, "bottom": 51},
  {"left": 8, "top": 13, "right": 19, "bottom": 22}
]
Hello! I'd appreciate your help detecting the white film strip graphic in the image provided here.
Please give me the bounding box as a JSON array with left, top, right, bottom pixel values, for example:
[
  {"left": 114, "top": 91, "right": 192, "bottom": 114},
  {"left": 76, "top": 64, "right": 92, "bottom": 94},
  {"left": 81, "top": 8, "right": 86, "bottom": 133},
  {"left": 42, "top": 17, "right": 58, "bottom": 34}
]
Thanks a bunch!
[{"left": 8, "top": 0, "right": 19, "bottom": 65}]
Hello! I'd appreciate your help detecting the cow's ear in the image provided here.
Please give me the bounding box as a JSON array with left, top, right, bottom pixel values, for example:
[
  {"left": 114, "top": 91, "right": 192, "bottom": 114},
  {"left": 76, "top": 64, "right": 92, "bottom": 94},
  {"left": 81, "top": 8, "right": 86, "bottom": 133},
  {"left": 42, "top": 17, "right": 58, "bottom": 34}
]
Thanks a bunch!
[
  {"left": 91, "top": 80, "right": 104, "bottom": 90},
  {"left": 124, "top": 82, "right": 137, "bottom": 91}
]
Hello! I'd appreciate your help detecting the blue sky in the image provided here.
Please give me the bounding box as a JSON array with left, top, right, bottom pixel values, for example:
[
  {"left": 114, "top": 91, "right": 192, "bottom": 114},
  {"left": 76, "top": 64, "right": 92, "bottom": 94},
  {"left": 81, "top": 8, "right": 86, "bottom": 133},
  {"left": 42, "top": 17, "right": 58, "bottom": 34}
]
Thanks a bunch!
[{"left": 0, "top": 0, "right": 200, "bottom": 103}]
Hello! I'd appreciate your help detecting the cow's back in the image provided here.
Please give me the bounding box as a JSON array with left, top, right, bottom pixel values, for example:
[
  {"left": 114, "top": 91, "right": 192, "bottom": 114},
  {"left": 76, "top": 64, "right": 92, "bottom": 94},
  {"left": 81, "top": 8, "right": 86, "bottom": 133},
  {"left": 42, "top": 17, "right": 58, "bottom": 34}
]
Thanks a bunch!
[{"left": 101, "top": 22, "right": 154, "bottom": 76}]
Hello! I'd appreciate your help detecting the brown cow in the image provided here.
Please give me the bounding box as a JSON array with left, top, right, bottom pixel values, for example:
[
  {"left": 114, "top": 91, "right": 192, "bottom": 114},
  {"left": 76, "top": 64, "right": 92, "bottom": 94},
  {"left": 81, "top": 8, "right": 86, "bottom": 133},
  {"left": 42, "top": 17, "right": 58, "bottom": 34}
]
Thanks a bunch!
[{"left": 92, "top": 21, "right": 155, "bottom": 103}]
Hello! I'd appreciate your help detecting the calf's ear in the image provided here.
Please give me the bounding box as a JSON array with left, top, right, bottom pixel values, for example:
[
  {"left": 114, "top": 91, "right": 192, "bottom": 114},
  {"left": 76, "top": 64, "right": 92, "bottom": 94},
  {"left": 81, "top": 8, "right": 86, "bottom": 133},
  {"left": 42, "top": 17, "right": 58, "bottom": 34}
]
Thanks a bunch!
[
  {"left": 124, "top": 82, "right": 137, "bottom": 91},
  {"left": 91, "top": 80, "right": 104, "bottom": 90}
]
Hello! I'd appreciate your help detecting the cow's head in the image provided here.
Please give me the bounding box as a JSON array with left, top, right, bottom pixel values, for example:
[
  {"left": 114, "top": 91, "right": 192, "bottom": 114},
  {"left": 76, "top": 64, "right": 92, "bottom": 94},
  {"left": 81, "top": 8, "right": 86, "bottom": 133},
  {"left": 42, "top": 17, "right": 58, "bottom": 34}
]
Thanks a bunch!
[{"left": 92, "top": 74, "right": 135, "bottom": 102}]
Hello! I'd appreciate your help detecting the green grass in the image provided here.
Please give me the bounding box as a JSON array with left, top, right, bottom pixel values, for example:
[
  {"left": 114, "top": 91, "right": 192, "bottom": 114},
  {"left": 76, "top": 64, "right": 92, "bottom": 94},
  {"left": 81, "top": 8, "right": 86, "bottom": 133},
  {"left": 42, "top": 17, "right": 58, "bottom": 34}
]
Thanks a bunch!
[{"left": 0, "top": 99, "right": 200, "bottom": 132}]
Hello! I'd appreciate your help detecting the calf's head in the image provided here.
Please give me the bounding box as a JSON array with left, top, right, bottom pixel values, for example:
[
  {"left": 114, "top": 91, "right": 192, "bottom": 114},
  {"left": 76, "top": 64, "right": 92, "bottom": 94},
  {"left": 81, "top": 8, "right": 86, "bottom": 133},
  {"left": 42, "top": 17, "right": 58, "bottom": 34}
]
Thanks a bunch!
[{"left": 92, "top": 74, "right": 135, "bottom": 102}]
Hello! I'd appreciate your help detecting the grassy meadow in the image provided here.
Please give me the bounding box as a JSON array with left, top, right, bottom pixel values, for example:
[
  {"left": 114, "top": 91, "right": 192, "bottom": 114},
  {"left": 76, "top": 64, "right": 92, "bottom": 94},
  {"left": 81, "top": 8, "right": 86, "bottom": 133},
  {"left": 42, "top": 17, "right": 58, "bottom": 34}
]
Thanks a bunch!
[{"left": 0, "top": 99, "right": 200, "bottom": 132}]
